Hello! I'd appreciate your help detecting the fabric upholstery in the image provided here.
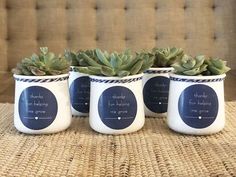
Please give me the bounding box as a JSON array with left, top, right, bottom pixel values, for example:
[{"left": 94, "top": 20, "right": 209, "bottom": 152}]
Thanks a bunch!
[{"left": 0, "top": 0, "right": 236, "bottom": 72}]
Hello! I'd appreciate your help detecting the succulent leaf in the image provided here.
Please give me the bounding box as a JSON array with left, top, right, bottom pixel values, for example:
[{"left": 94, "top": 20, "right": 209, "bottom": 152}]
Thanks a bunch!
[
  {"left": 194, "top": 55, "right": 205, "bottom": 68},
  {"left": 104, "top": 51, "right": 110, "bottom": 59},
  {"left": 117, "top": 70, "right": 130, "bottom": 77},
  {"left": 64, "top": 50, "right": 79, "bottom": 66},
  {"left": 11, "top": 68, "right": 22, "bottom": 75},
  {"left": 101, "top": 66, "right": 115, "bottom": 76},
  {"left": 76, "top": 67, "right": 98, "bottom": 75},
  {"left": 110, "top": 53, "right": 122, "bottom": 69},
  {"left": 27, "top": 66, "right": 46, "bottom": 76},
  {"left": 87, "top": 66, "right": 102, "bottom": 75},
  {"left": 40, "top": 47, "right": 48, "bottom": 55},
  {"left": 130, "top": 60, "right": 144, "bottom": 75},
  {"left": 133, "top": 52, "right": 154, "bottom": 73},
  {"left": 95, "top": 49, "right": 111, "bottom": 67}
]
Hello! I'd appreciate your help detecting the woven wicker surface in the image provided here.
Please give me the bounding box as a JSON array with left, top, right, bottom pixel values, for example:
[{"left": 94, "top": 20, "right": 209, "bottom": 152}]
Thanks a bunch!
[{"left": 0, "top": 103, "right": 235, "bottom": 177}]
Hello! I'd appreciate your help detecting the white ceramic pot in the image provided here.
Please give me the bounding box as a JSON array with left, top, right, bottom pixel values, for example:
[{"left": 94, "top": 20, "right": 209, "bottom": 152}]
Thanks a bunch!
[
  {"left": 167, "top": 73, "right": 226, "bottom": 135},
  {"left": 143, "top": 67, "right": 174, "bottom": 117},
  {"left": 14, "top": 74, "right": 72, "bottom": 134},
  {"left": 89, "top": 74, "right": 145, "bottom": 134},
  {"left": 69, "top": 67, "right": 90, "bottom": 116}
]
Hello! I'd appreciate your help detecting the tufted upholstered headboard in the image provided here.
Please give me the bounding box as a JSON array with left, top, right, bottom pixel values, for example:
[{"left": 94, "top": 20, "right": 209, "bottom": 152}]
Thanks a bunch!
[{"left": 0, "top": 0, "right": 236, "bottom": 72}]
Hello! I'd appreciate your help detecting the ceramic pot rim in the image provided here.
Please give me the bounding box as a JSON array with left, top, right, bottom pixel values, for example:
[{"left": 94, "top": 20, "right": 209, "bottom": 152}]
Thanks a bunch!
[
  {"left": 90, "top": 73, "right": 143, "bottom": 80},
  {"left": 147, "top": 67, "right": 174, "bottom": 71},
  {"left": 170, "top": 73, "right": 226, "bottom": 80},
  {"left": 70, "top": 66, "right": 78, "bottom": 68},
  {"left": 14, "top": 73, "right": 69, "bottom": 79}
]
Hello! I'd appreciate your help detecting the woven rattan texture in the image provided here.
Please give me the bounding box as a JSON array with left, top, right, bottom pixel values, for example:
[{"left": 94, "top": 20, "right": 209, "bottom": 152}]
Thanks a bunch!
[{"left": 0, "top": 102, "right": 235, "bottom": 177}]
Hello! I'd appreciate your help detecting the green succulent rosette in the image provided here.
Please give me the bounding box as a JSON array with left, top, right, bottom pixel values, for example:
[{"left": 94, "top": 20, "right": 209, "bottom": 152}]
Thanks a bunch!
[
  {"left": 64, "top": 49, "right": 98, "bottom": 67},
  {"left": 172, "top": 54, "right": 208, "bottom": 76},
  {"left": 203, "top": 58, "right": 231, "bottom": 75},
  {"left": 152, "top": 47, "right": 184, "bottom": 67},
  {"left": 72, "top": 48, "right": 153, "bottom": 77},
  {"left": 12, "top": 47, "right": 70, "bottom": 76}
]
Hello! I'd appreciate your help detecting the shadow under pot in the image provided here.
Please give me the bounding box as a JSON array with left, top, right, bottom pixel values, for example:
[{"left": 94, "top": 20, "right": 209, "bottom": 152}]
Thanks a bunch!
[
  {"left": 14, "top": 74, "right": 72, "bottom": 134},
  {"left": 69, "top": 67, "right": 90, "bottom": 116},
  {"left": 89, "top": 74, "right": 145, "bottom": 134},
  {"left": 167, "top": 73, "right": 226, "bottom": 135},
  {"left": 143, "top": 67, "right": 174, "bottom": 117}
]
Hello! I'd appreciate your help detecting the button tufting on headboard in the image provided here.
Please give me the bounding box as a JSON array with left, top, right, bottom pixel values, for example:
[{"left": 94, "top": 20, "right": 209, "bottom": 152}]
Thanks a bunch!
[
  {"left": 155, "top": 4, "right": 158, "bottom": 10},
  {"left": 212, "top": 4, "right": 216, "bottom": 10},
  {"left": 184, "top": 34, "right": 188, "bottom": 40},
  {"left": 67, "top": 34, "right": 71, "bottom": 41},
  {"left": 213, "top": 33, "right": 217, "bottom": 40},
  {"left": 35, "top": 3, "right": 40, "bottom": 10},
  {"left": 183, "top": 4, "right": 187, "bottom": 10},
  {"left": 95, "top": 35, "right": 99, "bottom": 41}
]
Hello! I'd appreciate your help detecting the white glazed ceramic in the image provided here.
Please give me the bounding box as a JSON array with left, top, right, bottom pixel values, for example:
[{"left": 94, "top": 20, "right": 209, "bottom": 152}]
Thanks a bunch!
[
  {"left": 167, "top": 73, "right": 226, "bottom": 135},
  {"left": 89, "top": 74, "right": 145, "bottom": 134},
  {"left": 14, "top": 74, "right": 72, "bottom": 134},
  {"left": 143, "top": 67, "right": 174, "bottom": 117},
  {"left": 69, "top": 67, "right": 90, "bottom": 116}
]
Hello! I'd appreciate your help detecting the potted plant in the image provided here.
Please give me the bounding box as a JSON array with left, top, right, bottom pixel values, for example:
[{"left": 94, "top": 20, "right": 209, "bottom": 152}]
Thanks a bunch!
[
  {"left": 76, "top": 49, "right": 153, "bottom": 134},
  {"left": 142, "top": 47, "right": 183, "bottom": 117},
  {"left": 167, "top": 54, "right": 230, "bottom": 135},
  {"left": 65, "top": 49, "right": 95, "bottom": 116},
  {"left": 12, "top": 47, "right": 72, "bottom": 134}
]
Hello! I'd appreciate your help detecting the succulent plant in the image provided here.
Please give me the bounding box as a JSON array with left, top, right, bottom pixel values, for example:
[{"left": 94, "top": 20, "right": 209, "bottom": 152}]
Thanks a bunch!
[
  {"left": 135, "top": 51, "right": 155, "bottom": 72},
  {"left": 64, "top": 50, "right": 79, "bottom": 66},
  {"left": 203, "top": 58, "right": 231, "bottom": 75},
  {"left": 151, "top": 47, "right": 184, "bottom": 67},
  {"left": 73, "top": 49, "right": 154, "bottom": 77},
  {"left": 64, "top": 49, "right": 98, "bottom": 67},
  {"left": 12, "top": 47, "right": 71, "bottom": 76},
  {"left": 172, "top": 54, "right": 208, "bottom": 76}
]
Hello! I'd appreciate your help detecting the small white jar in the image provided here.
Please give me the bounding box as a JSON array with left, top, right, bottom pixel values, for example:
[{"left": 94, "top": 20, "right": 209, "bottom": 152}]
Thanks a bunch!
[
  {"left": 167, "top": 73, "right": 226, "bottom": 135},
  {"left": 89, "top": 74, "right": 145, "bottom": 134},
  {"left": 14, "top": 74, "right": 72, "bottom": 134},
  {"left": 143, "top": 67, "right": 173, "bottom": 117},
  {"left": 69, "top": 67, "right": 90, "bottom": 116}
]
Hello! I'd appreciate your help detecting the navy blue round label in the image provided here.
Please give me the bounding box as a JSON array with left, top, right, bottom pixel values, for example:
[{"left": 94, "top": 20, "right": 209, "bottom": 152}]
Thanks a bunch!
[
  {"left": 98, "top": 86, "right": 137, "bottom": 129},
  {"left": 143, "top": 76, "right": 170, "bottom": 113},
  {"left": 18, "top": 86, "right": 58, "bottom": 130},
  {"left": 70, "top": 76, "right": 90, "bottom": 113},
  {"left": 178, "top": 84, "right": 218, "bottom": 128}
]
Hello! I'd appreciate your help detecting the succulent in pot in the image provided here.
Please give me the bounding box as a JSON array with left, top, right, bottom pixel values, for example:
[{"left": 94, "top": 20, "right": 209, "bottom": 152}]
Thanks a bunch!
[
  {"left": 168, "top": 54, "right": 230, "bottom": 135},
  {"left": 203, "top": 58, "right": 231, "bottom": 76},
  {"left": 171, "top": 54, "right": 208, "bottom": 76},
  {"left": 12, "top": 47, "right": 72, "bottom": 134},
  {"left": 77, "top": 48, "right": 153, "bottom": 134},
  {"left": 152, "top": 47, "right": 184, "bottom": 67},
  {"left": 65, "top": 49, "right": 96, "bottom": 116},
  {"left": 142, "top": 47, "right": 184, "bottom": 117},
  {"left": 76, "top": 49, "right": 152, "bottom": 77}
]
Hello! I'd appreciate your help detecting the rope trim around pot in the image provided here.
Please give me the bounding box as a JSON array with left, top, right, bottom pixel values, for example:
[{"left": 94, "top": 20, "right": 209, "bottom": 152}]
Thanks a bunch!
[
  {"left": 170, "top": 77, "right": 225, "bottom": 83},
  {"left": 90, "top": 76, "right": 143, "bottom": 83},
  {"left": 14, "top": 76, "right": 69, "bottom": 83},
  {"left": 144, "top": 70, "right": 173, "bottom": 74}
]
